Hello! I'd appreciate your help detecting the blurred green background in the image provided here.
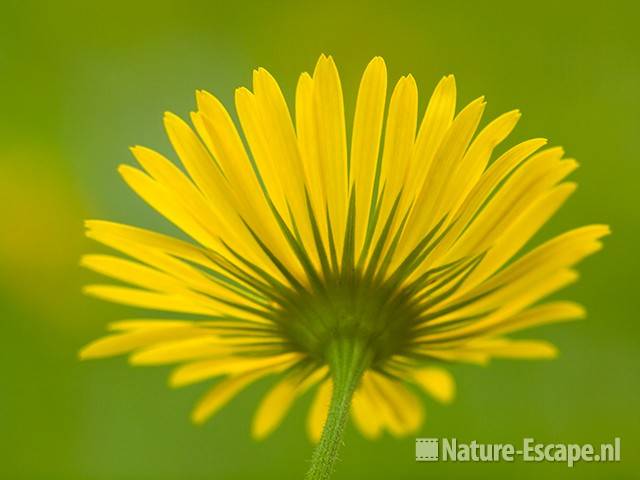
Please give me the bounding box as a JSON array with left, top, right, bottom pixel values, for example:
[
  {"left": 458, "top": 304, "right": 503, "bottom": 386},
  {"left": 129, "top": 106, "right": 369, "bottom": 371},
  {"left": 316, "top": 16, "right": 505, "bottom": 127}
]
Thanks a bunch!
[{"left": 1, "top": 0, "right": 638, "bottom": 478}]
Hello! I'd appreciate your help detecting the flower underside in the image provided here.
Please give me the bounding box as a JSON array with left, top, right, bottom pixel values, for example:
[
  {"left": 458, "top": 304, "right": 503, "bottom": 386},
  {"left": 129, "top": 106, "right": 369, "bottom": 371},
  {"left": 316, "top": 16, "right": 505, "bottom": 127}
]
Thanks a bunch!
[{"left": 80, "top": 55, "right": 608, "bottom": 448}]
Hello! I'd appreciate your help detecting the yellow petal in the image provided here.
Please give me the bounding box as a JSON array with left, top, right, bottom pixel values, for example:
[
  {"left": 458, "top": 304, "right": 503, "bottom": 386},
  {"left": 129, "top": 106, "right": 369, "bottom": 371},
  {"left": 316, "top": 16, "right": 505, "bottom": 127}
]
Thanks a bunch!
[
  {"left": 85, "top": 221, "right": 268, "bottom": 313},
  {"left": 83, "top": 285, "right": 219, "bottom": 316},
  {"left": 295, "top": 71, "right": 327, "bottom": 243},
  {"left": 374, "top": 75, "right": 418, "bottom": 255},
  {"left": 367, "top": 372, "right": 424, "bottom": 436},
  {"left": 446, "top": 147, "right": 573, "bottom": 262},
  {"left": 350, "top": 57, "right": 387, "bottom": 257},
  {"left": 433, "top": 225, "right": 609, "bottom": 320},
  {"left": 415, "top": 338, "right": 558, "bottom": 363},
  {"left": 170, "top": 352, "right": 302, "bottom": 387},
  {"left": 131, "top": 145, "right": 216, "bottom": 225},
  {"left": 108, "top": 319, "right": 195, "bottom": 331},
  {"left": 79, "top": 325, "right": 207, "bottom": 359},
  {"left": 252, "top": 367, "right": 325, "bottom": 440},
  {"left": 307, "top": 379, "right": 333, "bottom": 443},
  {"left": 427, "top": 302, "right": 585, "bottom": 343},
  {"left": 425, "top": 138, "right": 547, "bottom": 267},
  {"left": 163, "top": 112, "right": 231, "bottom": 215},
  {"left": 129, "top": 336, "right": 233, "bottom": 365},
  {"left": 191, "top": 370, "right": 267, "bottom": 424},
  {"left": 404, "top": 75, "right": 456, "bottom": 203},
  {"left": 164, "top": 112, "right": 283, "bottom": 282},
  {"left": 118, "top": 164, "right": 220, "bottom": 251},
  {"left": 82, "top": 245, "right": 267, "bottom": 320},
  {"left": 81, "top": 254, "right": 187, "bottom": 293},
  {"left": 414, "top": 348, "right": 489, "bottom": 365},
  {"left": 467, "top": 182, "right": 577, "bottom": 285},
  {"left": 402, "top": 97, "right": 486, "bottom": 258},
  {"left": 419, "top": 268, "right": 580, "bottom": 339},
  {"left": 85, "top": 220, "right": 219, "bottom": 270},
  {"left": 467, "top": 338, "right": 559, "bottom": 359},
  {"left": 351, "top": 375, "right": 383, "bottom": 439},
  {"left": 252, "top": 68, "right": 313, "bottom": 235},
  {"left": 193, "top": 90, "right": 259, "bottom": 193},
  {"left": 493, "top": 301, "right": 586, "bottom": 336},
  {"left": 412, "top": 367, "right": 455, "bottom": 404},
  {"left": 193, "top": 92, "right": 304, "bottom": 275},
  {"left": 311, "top": 55, "right": 348, "bottom": 256},
  {"left": 234, "top": 86, "right": 289, "bottom": 225},
  {"left": 441, "top": 109, "right": 521, "bottom": 217},
  {"left": 233, "top": 73, "right": 318, "bottom": 271}
]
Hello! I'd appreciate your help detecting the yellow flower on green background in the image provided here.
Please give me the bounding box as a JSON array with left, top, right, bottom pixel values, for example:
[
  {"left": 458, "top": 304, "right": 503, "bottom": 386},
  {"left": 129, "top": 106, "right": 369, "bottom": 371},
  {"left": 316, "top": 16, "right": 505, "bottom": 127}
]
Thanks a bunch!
[{"left": 81, "top": 55, "right": 607, "bottom": 479}]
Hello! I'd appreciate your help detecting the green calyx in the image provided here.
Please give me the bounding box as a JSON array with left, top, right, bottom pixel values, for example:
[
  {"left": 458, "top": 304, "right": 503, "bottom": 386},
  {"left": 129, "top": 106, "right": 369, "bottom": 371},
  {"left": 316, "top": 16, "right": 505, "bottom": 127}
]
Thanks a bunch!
[{"left": 274, "top": 274, "right": 423, "bottom": 368}]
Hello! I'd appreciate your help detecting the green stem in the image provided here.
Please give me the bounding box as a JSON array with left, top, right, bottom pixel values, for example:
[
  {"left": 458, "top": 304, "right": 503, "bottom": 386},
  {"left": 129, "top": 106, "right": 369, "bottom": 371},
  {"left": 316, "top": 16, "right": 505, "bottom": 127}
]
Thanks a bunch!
[{"left": 305, "top": 339, "right": 371, "bottom": 480}]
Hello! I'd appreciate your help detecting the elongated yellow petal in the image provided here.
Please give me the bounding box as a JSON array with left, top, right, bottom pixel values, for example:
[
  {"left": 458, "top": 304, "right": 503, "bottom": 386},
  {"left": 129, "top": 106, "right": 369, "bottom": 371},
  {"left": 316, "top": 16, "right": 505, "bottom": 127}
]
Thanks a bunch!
[
  {"left": 295, "top": 71, "right": 327, "bottom": 242},
  {"left": 440, "top": 109, "right": 521, "bottom": 218},
  {"left": 425, "top": 138, "right": 547, "bottom": 267},
  {"left": 129, "top": 337, "right": 233, "bottom": 365},
  {"left": 193, "top": 90, "right": 261, "bottom": 196},
  {"left": 82, "top": 241, "right": 268, "bottom": 318},
  {"left": 252, "top": 367, "right": 325, "bottom": 440},
  {"left": 118, "top": 165, "right": 220, "bottom": 251},
  {"left": 307, "top": 379, "right": 332, "bottom": 443},
  {"left": 234, "top": 87, "right": 289, "bottom": 222},
  {"left": 379, "top": 75, "right": 418, "bottom": 202},
  {"left": 108, "top": 319, "right": 196, "bottom": 331},
  {"left": 350, "top": 57, "right": 387, "bottom": 257},
  {"left": 416, "top": 337, "right": 557, "bottom": 363},
  {"left": 414, "top": 348, "right": 490, "bottom": 365},
  {"left": 467, "top": 338, "right": 559, "bottom": 359},
  {"left": 404, "top": 75, "right": 456, "bottom": 203},
  {"left": 436, "top": 225, "right": 610, "bottom": 316},
  {"left": 85, "top": 220, "right": 219, "bottom": 270},
  {"left": 412, "top": 367, "right": 455, "bottom": 404},
  {"left": 485, "top": 225, "right": 608, "bottom": 289},
  {"left": 312, "top": 55, "right": 348, "bottom": 256},
  {"left": 131, "top": 146, "right": 216, "bottom": 224},
  {"left": 367, "top": 371, "right": 424, "bottom": 436},
  {"left": 170, "top": 352, "right": 302, "bottom": 387},
  {"left": 252, "top": 375, "right": 301, "bottom": 439},
  {"left": 164, "top": 113, "right": 285, "bottom": 281},
  {"left": 130, "top": 145, "right": 289, "bottom": 285},
  {"left": 374, "top": 75, "right": 418, "bottom": 244},
  {"left": 84, "top": 280, "right": 265, "bottom": 327},
  {"left": 351, "top": 375, "right": 383, "bottom": 439},
  {"left": 118, "top": 163, "right": 275, "bottom": 294},
  {"left": 83, "top": 285, "right": 220, "bottom": 316},
  {"left": 79, "top": 325, "right": 208, "bottom": 359},
  {"left": 163, "top": 112, "right": 231, "bottom": 213},
  {"left": 232, "top": 74, "right": 315, "bottom": 269},
  {"left": 467, "top": 182, "right": 577, "bottom": 285},
  {"left": 446, "top": 148, "right": 573, "bottom": 261},
  {"left": 81, "top": 254, "right": 187, "bottom": 293},
  {"left": 193, "top": 92, "right": 304, "bottom": 273},
  {"left": 252, "top": 68, "right": 313, "bottom": 239},
  {"left": 85, "top": 221, "right": 268, "bottom": 311},
  {"left": 419, "top": 268, "right": 580, "bottom": 339},
  {"left": 191, "top": 370, "right": 268, "bottom": 425},
  {"left": 402, "top": 97, "right": 486, "bottom": 254},
  {"left": 83, "top": 259, "right": 266, "bottom": 322},
  {"left": 488, "top": 301, "right": 586, "bottom": 337}
]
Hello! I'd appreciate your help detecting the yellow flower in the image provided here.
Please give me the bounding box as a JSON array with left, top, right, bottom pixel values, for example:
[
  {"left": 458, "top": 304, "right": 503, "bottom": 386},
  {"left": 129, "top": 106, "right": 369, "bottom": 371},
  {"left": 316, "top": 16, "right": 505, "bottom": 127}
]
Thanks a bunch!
[{"left": 81, "top": 55, "right": 607, "bottom": 449}]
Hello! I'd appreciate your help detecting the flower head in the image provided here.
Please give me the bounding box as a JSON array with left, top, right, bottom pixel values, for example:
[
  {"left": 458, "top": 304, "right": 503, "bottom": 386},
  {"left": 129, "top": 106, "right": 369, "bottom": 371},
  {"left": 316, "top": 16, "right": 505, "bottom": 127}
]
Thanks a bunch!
[{"left": 81, "top": 55, "right": 608, "bottom": 445}]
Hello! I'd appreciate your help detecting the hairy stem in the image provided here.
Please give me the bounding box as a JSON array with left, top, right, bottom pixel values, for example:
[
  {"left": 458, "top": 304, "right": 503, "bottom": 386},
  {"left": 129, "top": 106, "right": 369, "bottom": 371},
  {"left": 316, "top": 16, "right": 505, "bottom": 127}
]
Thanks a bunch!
[{"left": 305, "top": 339, "right": 370, "bottom": 480}]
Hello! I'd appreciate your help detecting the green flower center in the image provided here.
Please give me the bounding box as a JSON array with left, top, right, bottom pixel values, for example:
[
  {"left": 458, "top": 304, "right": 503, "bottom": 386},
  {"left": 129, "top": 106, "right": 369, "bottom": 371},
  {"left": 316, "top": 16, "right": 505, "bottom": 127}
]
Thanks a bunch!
[{"left": 273, "top": 273, "right": 423, "bottom": 368}]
